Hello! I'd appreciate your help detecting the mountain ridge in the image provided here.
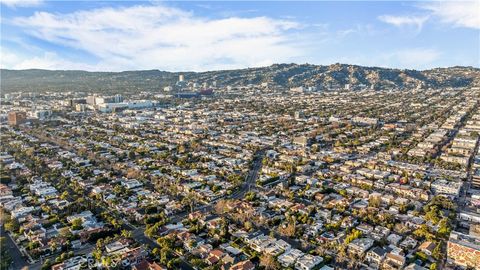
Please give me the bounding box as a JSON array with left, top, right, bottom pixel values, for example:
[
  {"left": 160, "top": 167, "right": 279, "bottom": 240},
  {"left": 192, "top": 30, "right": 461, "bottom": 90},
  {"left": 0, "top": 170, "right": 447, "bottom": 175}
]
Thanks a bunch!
[{"left": 2, "top": 63, "right": 479, "bottom": 94}]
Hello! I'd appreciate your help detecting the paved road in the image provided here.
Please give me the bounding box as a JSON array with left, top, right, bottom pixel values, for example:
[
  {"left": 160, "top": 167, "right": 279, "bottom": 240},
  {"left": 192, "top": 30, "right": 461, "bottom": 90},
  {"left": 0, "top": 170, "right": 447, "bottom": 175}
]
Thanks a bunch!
[
  {"left": 235, "top": 149, "right": 265, "bottom": 197},
  {"left": 27, "top": 129, "right": 266, "bottom": 269},
  {"left": 1, "top": 225, "right": 28, "bottom": 270},
  {"left": 131, "top": 149, "right": 266, "bottom": 269},
  {"left": 167, "top": 149, "right": 266, "bottom": 224},
  {"left": 107, "top": 147, "right": 261, "bottom": 234}
]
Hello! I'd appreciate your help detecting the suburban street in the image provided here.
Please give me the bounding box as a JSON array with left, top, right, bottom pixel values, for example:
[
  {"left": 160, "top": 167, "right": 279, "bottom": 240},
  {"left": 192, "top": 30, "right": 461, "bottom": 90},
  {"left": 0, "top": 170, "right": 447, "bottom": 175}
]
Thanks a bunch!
[
  {"left": 1, "top": 225, "right": 28, "bottom": 270},
  {"left": 130, "top": 149, "right": 266, "bottom": 269}
]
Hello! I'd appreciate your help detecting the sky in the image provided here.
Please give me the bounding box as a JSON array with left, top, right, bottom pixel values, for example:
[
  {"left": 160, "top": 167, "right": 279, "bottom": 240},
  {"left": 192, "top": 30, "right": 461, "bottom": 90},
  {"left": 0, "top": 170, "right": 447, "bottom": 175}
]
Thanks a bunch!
[{"left": 1, "top": 0, "right": 479, "bottom": 71}]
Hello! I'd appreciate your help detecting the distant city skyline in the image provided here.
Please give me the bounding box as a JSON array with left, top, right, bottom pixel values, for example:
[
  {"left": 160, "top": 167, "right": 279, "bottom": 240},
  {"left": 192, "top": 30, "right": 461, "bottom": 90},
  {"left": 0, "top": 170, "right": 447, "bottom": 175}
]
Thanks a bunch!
[{"left": 1, "top": 0, "right": 479, "bottom": 71}]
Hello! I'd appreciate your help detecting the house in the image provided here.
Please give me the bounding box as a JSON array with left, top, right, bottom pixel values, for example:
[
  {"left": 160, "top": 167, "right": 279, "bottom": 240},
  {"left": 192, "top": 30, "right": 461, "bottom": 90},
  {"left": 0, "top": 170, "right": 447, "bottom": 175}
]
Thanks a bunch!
[
  {"left": 119, "top": 246, "right": 148, "bottom": 267},
  {"left": 365, "top": 247, "right": 387, "bottom": 267},
  {"left": 295, "top": 254, "right": 323, "bottom": 270},
  {"left": 11, "top": 206, "right": 35, "bottom": 219},
  {"left": 247, "top": 234, "right": 275, "bottom": 253},
  {"left": 66, "top": 211, "right": 102, "bottom": 230},
  {"left": 24, "top": 225, "right": 47, "bottom": 242},
  {"left": 430, "top": 179, "right": 462, "bottom": 197},
  {"left": 348, "top": 238, "right": 374, "bottom": 255},
  {"left": 121, "top": 179, "right": 143, "bottom": 189},
  {"left": 278, "top": 249, "right": 304, "bottom": 267},
  {"left": 387, "top": 234, "right": 402, "bottom": 245},
  {"left": 105, "top": 239, "right": 131, "bottom": 254},
  {"left": 418, "top": 241, "right": 436, "bottom": 256},
  {"left": 399, "top": 236, "right": 418, "bottom": 250},
  {"left": 229, "top": 260, "right": 255, "bottom": 270},
  {"left": 382, "top": 253, "right": 406, "bottom": 270},
  {"left": 356, "top": 223, "right": 374, "bottom": 235},
  {"left": 71, "top": 240, "right": 82, "bottom": 249},
  {"left": 265, "top": 239, "right": 291, "bottom": 256},
  {"left": 206, "top": 249, "right": 225, "bottom": 265},
  {"left": 51, "top": 256, "right": 87, "bottom": 270},
  {"left": 132, "top": 260, "right": 167, "bottom": 270}
]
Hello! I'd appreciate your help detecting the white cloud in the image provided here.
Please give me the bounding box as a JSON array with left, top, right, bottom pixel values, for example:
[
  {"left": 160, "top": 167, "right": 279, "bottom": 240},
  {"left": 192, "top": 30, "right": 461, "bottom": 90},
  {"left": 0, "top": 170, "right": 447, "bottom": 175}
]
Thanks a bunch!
[
  {"left": 1, "top": 47, "right": 97, "bottom": 70},
  {"left": 1, "top": 48, "right": 22, "bottom": 68},
  {"left": 13, "top": 53, "right": 96, "bottom": 70},
  {"left": 336, "top": 24, "right": 379, "bottom": 38},
  {"left": 378, "top": 14, "right": 429, "bottom": 31},
  {"left": 10, "top": 4, "right": 303, "bottom": 71},
  {"left": 1, "top": 0, "right": 42, "bottom": 8},
  {"left": 419, "top": 1, "right": 480, "bottom": 29}
]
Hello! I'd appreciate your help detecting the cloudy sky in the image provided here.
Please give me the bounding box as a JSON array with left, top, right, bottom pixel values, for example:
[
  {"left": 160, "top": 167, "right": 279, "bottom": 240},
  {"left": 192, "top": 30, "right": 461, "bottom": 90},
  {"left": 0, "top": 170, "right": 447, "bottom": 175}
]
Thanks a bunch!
[{"left": 1, "top": 0, "right": 479, "bottom": 71}]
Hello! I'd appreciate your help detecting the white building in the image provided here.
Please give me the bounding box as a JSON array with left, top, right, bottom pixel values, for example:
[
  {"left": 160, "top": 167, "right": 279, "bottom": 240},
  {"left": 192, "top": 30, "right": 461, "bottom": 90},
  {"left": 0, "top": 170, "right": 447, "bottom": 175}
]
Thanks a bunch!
[
  {"left": 295, "top": 254, "right": 323, "bottom": 270},
  {"left": 431, "top": 179, "right": 462, "bottom": 197}
]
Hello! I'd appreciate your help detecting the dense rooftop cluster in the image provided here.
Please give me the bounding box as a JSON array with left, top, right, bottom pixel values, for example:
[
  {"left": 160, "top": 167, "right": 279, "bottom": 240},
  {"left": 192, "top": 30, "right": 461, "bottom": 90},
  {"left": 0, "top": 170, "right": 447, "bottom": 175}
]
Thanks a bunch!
[{"left": 1, "top": 85, "right": 480, "bottom": 270}]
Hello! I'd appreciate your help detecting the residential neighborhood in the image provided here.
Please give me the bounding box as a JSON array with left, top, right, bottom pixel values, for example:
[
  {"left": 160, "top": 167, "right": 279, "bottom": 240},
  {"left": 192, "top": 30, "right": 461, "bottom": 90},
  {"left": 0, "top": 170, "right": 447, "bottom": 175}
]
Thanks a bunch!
[{"left": 1, "top": 84, "right": 479, "bottom": 270}]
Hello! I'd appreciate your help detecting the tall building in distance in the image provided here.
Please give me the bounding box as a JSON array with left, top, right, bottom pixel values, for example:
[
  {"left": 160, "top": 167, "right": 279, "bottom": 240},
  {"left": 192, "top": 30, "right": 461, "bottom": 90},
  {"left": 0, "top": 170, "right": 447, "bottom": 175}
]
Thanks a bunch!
[
  {"left": 7, "top": 111, "right": 27, "bottom": 126},
  {"left": 114, "top": 94, "right": 124, "bottom": 103},
  {"left": 86, "top": 94, "right": 123, "bottom": 106},
  {"left": 176, "top": 74, "right": 187, "bottom": 89},
  {"left": 86, "top": 95, "right": 97, "bottom": 105}
]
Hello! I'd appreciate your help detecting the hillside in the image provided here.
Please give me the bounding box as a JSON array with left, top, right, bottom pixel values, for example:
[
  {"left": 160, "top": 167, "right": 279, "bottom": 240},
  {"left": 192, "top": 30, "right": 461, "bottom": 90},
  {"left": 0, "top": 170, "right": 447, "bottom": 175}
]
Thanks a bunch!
[{"left": 1, "top": 64, "right": 479, "bottom": 94}]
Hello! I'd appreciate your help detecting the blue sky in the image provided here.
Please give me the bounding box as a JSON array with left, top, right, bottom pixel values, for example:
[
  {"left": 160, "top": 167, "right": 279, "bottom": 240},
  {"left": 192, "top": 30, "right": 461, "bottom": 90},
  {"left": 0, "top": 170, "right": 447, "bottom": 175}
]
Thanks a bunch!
[{"left": 1, "top": 0, "right": 479, "bottom": 71}]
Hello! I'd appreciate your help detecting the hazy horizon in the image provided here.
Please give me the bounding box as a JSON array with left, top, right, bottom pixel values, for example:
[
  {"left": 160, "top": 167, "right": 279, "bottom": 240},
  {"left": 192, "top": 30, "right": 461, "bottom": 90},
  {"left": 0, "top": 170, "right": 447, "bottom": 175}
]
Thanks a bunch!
[{"left": 2, "top": 62, "right": 479, "bottom": 73}]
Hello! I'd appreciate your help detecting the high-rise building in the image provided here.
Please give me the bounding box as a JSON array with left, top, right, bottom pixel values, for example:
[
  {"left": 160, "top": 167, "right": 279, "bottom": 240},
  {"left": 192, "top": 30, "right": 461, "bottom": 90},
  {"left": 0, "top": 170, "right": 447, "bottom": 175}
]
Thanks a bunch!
[
  {"left": 29, "top": 110, "right": 52, "bottom": 120},
  {"left": 114, "top": 94, "right": 124, "bottom": 103},
  {"left": 86, "top": 95, "right": 97, "bottom": 105},
  {"left": 75, "top": 104, "right": 87, "bottom": 112},
  {"left": 179, "top": 74, "right": 185, "bottom": 82},
  {"left": 68, "top": 98, "right": 87, "bottom": 108},
  {"left": 7, "top": 111, "right": 27, "bottom": 126}
]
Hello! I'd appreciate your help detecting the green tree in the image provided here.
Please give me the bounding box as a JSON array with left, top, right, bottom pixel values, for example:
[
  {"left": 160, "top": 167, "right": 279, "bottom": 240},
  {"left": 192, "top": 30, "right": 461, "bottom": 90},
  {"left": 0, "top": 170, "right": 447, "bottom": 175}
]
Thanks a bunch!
[
  {"left": 60, "top": 191, "right": 69, "bottom": 200},
  {"left": 438, "top": 218, "right": 451, "bottom": 237},
  {"left": 344, "top": 229, "right": 362, "bottom": 245},
  {"left": 41, "top": 259, "right": 52, "bottom": 270},
  {"left": 416, "top": 251, "right": 428, "bottom": 262},
  {"left": 121, "top": 229, "right": 132, "bottom": 238},
  {"left": 128, "top": 150, "right": 136, "bottom": 160},
  {"left": 0, "top": 237, "right": 12, "bottom": 270},
  {"left": 425, "top": 206, "right": 441, "bottom": 224},
  {"left": 432, "top": 243, "right": 443, "bottom": 260},
  {"left": 4, "top": 218, "right": 19, "bottom": 232},
  {"left": 71, "top": 218, "right": 83, "bottom": 230}
]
